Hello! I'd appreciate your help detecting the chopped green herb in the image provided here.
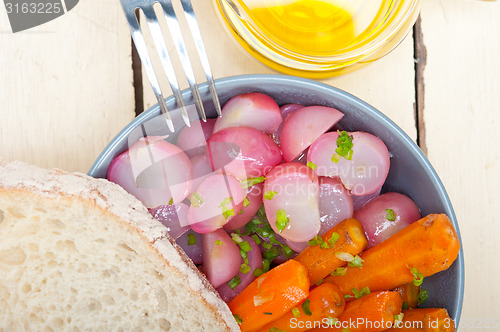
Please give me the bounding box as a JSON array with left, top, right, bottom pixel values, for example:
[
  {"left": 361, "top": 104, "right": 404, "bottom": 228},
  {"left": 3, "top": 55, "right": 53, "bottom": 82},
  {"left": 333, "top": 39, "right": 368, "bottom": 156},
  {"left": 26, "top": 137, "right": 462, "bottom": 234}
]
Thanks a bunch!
[
  {"left": 228, "top": 275, "right": 241, "bottom": 289},
  {"left": 270, "top": 328, "right": 282, "bottom": 332},
  {"left": 326, "top": 317, "right": 338, "bottom": 327},
  {"left": 219, "top": 197, "right": 233, "bottom": 207},
  {"left": 402, "top": 302, "right": 409, "bottom": 310},
  {"left": 410, "top": 267, "right": 424, "bottom": 286},
  {"left": 331, "top": 267, "right": 347, "bottom": 276},
  {"left": 328, "top": 232, "right": 341, "bottom": 247},
  {"left": 301, "top": 299, "right": 312, "bottom": 316},
  {"left": 240, "top": 263, "right": 251, "bottom": 274},
  {"left": 243, "top": 197, "right": 251, "bottom": 207},
  {"left": 262, "top": 259, "right": 271, "bottom": 272},
  {"left": 239, "top": 241, "right": 252, "bottom": 253},
  {"left": 252, "top": 218, "right": 263, "bottom": 225},
  {"left": 189, "top": 192, "right": 203, "bottom": 207},
  {"left": 334, "top": 130, "right": 354, "bottom": 162},
  {"left": 252, "top": 268, "right": 264, "bottom": 277},
  {"left": 215, "top": 239, "right": 223, "bottom": 246},
  {"left": 394, "top": 313, "right": 405, "bottom": 327},
  {"left": 231, "top": 233, "right": 243, "bottom": 244},
  {"left": 308, "top": 235, "right": 323, "bottom": 247},
  {"left": 347, "top": 255, "right": 364, "bottom": 268},
  {"left": 262, "top": 242, "right": 273, "bottom": 250},
  {"left": 222, "top": 208, "right": 235, "bottom": 219},
  {"left": 264, "top": 190, "right": 278, "bottom": 200},
  {"left": 263, "top": 312, "right": 273, "bottom": 315},
  {"left": 308, "top": 233, "right": 340, "bottom": 249},
  {"left": 168, "top": 197, "right": 173, "bottom": 205},
  {"left": 306, "top": 161, "right": 318, "bottom": 170},
  {"left": 344, "top": 294, "right": 353, "bottom": 299},
  {"left": 187, "top": 233, "right": 197, "bottom": 246},
  {"left": 315, "top": 279, "right": 324, "bottom": 286},
  {"left": 251, "top": 234, "right": 262, "bottom": 245},
  {"left": 233, "top": 314, "right": 243, "bottom": 325},
  {"left": 386, "top": 208, "right": 396, "bottom": 221},
  {"left": 275, "top": 209, "right": 290, "bottom": 233},
  {"left": 291, "top": 307, "right": 301, "bottom": 318},
  {"left": 352, "top": 287, "right": 370, "bottom": 299},
  {"left": 342, "top": 328, "right": 351, "bottom": 332},
  {"left": 241, "top": 176, "right": 266, "bottom": 189},
  {"left": 417, "top": 288, "right": 429, "bottom": 304},
  {"left": 335, "top": 251, "right": 355, "bottom": 262},
  {"left": 264, "top": 247, "right": 280, "bottom": 260},
  {"left": 282, "top": 245, "right": 295, "bottom": 258}
]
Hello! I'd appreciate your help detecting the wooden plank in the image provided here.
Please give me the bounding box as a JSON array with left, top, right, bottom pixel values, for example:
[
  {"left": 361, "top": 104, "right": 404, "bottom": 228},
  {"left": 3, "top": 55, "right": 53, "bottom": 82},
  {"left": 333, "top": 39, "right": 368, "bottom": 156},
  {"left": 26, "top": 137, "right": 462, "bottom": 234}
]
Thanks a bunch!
[
  {"left": 419, "top": 0, "right": 500, "bottom": 329},
  {"left": 0, "top": 1, "right": 135, "bottom": 173},
  {"left": 140, "top": 1, "right": 417, "bottom": 143}
]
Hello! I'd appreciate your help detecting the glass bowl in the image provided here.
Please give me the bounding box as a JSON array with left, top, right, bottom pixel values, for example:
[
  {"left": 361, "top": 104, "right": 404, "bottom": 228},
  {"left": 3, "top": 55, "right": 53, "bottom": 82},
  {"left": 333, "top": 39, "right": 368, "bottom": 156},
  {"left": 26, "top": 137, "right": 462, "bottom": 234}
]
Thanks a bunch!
[{"left": 212, "top": 0, "right": 422, "bottom": 78}]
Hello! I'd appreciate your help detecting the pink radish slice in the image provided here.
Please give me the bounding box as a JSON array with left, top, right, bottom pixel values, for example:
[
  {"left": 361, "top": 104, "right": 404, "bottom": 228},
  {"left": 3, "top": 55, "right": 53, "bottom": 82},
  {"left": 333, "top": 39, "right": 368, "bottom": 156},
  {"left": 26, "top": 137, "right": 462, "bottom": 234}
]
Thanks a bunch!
[
  {"left": 285, "top": 239, "right": 309, "bottom": 253},
  {"left": 224, "top": 183, "right": 264, "bottom": 231},
  {"left": 176, "top": 229, "right": 202, "bottom": 264},
  {"left": 202, "top": 229, "right": 241, "bottom": 288},
  {"left": 307, "top": 131, "right": 390, "bottom": 196},
  {"left": 280, "top": 106, "right": 344, "bottom": 162},
  {"left": 189, "top": 153, "right": 214, "bottom": 193},
  {"left": 272, "top": 103, "right": 303, "bottom": 145},
  {"left": 354, "top": 192, "right": 421, "bottom": 248},
  {"left": 216, "top": 235, "right": 263, "bottom": 302},
  {"left": 352, "top": 187, "right": 381, "bottom": 211},
  {"left": 107, "top": 136, "right": 192, "bottom": 208},
  {"left": 318, "top": 176, "right": 354, "bottom": 235},
  {"left": 149, "top": 203, "right": 190, "bottom": 240},
  {"left": 263, "top": 162, "right": 321, "bottom": 242},
  {"left": 176, "top": 119, "right": 216, "bottom": 158},
  {"left": 213, "top": 93, "right": 282, "bottom": 134},
  {"left": 207, "top": 126, "right": 282, "bottom": 180},
  {"left": 188, "top": 174, "right": 246, "bottom": 233}
]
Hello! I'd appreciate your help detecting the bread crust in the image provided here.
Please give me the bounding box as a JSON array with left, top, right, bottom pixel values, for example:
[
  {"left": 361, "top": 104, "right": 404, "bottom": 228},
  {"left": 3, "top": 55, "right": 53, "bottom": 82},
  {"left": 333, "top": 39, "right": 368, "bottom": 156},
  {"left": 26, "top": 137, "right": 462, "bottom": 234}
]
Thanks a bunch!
[{"left": 0, "top": 160, "right": 240, "bottom": 331}]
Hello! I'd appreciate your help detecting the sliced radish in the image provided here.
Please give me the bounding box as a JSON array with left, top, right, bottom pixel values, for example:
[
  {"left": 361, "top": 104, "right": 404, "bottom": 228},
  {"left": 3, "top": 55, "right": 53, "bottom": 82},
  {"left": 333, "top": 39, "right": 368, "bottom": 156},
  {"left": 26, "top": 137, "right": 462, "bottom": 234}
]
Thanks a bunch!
[
  {"left": 176, "top": 229, "right": 202, "bottom": 264},
  {"left": 354, "top": 192, "right": 421, "bottom": 248},
  {"left": 216, "top": 235, "right": 263, "bottom": 302},
  {"left": 107, "top": 136, "right": 192, "bottom": 208},
  {"left": 189, "top": 153, "right": 214, "bottom": 193},
  {"left": 318, "top": 176, "right": 354, "bottom": 235},
  {"left": 202, "top": 229, "right": 241, "bottom": 288},
  {"left": 285, "top": 239, "right": 309, "bottom": 253},
  {"left": 307, "top": 131, "right": 390, "bottom": 196},
  {"left": 272, "top": 104, "right": 303, "bottom": 145},
  {"left": 176, "top": 118, "right": 216, "bottom": 158},
  {"left": 207, "top": 126, "right": 282, "bottom": 180},
  {"left": 263, "top": 163, "right": 321, "bottom": 242},
  {"left": 149, "top": 203, "right": 190, "bottom": 240},
  {"left": 188, "top": 174, "right": 245, "bottom": 233},
  {"left": 224, "top": 183, "right": 264, "bottom": 231},
  {"left": 352, "top": 187, "right": 381, "bottom": 211},
  {"left": 213, "top": 93, "right": 282, "bottom": 134},
  {"left": 280, "top": 106, "right": 344, "bottom": 162}
]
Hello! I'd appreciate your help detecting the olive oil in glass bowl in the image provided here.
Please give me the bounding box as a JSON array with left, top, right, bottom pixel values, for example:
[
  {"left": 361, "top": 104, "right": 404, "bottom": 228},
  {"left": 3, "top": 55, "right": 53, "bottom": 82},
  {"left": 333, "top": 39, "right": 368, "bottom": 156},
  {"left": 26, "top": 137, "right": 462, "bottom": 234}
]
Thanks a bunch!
[{"left": 213, "top": 0, "right": 421, "bottom": 78}]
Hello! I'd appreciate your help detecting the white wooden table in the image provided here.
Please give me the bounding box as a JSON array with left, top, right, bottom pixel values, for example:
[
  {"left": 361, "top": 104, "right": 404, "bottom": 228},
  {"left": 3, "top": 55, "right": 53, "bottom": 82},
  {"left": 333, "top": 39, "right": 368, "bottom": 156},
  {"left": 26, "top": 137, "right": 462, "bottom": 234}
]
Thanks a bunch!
[{"left": 1, "top": 0, "right": 499, "bottom": 330}]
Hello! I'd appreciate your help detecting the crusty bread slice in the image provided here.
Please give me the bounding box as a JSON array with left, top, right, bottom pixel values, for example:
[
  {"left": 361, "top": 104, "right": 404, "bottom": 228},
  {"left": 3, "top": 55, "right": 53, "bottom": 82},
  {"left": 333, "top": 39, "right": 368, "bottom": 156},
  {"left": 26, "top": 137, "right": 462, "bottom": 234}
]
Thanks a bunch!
[{"left": 0, "top": 160, "right": 239, "bottom": 331}]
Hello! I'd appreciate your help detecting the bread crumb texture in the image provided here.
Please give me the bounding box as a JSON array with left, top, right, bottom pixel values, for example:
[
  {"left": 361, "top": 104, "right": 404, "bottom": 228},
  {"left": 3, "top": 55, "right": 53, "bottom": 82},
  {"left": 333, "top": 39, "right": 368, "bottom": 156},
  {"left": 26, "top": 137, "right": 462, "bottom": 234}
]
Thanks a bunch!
[{"left": 0, "top": 161, "right": 239, "bottom": 331}]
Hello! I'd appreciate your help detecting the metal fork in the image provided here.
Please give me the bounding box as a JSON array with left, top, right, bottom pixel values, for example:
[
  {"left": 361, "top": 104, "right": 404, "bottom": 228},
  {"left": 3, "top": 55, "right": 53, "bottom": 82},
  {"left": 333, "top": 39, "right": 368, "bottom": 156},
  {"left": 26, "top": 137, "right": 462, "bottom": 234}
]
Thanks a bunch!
[{"left": 120, "top": 0, "right": 222, "bottom": 132}]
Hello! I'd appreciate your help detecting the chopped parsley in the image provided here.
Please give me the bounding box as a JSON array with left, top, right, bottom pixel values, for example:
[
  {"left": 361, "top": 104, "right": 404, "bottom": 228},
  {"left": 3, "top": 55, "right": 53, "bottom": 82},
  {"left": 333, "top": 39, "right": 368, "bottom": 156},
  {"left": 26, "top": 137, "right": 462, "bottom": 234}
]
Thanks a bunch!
[
  {"left": 264, "top": 190, "right": 278, "bottom": 200},
  {"left": 352, "top": 287, "right": 370, "bottom": 299},
  {"left": 187, "top": 233, "right": 196, "bottom": 246},
  {"left": 241, "top": 176, "right": 266, "bottom": 189},
  {"left": 301, "top": 299, "right": 312, "bottom": 316},
  {"left": 215, "top": 239, "right": 223, "bottom": 245},
  {"left": 331, "top": 267, "right": 347, "bottom": 276},
  {"left": 347, "top": 255, "right": 364, "bottom": 268},
  {"left": 418, "top": 288, "right": 429, "bottom": 304},
  {"left": 410, "top": 267, "right": 424, "bottom": 286},
  {"left": 189, "top": 192, "right": 203, "bottom": 207},
  {"left": 385, "top": 208, "right": 396, "bottom": 221},
  {"left": 275, "top": 209, "right": 290, "bottom": 233},
  {"left": 331, "top": 131, "right": 354, "bottom": 163},
  {"left": 306, "top": 161, "right": 318, "bottom": 170},
  {"left": 243, "top": 197, "right": 251, "bottom": 207},
  {"left": 228, "top": 275, "right": 241, "bottom": 289},
  {"left": 233, "top": 314, "right": 243, "bottom": 325},
  {"left": 291, "top": 307, "right": 301, "bottom": 318}
]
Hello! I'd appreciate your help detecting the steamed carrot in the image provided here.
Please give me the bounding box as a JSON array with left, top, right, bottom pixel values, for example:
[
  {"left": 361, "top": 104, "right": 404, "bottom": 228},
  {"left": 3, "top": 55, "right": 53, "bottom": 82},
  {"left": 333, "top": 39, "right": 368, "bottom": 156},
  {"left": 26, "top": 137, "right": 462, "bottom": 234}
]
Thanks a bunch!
[
  {"left": 256, "top": 282, "right": 345, "bottom": 332},
  {"left": 228, "top": 259, "right": 310, "bottom": 332},
  {"left": 394, "top": 283, "right": 421, "bottom": 309},
  {"left": 308, "top": 291, "right": 403, "bottom": 331},
  {"left": 325, "top": 214, "right": 460, "bottom": 298},
  {"left": 390, "top": 308, "right": 455, "bottom": 331},
  {"left": 294, "top": 218, "right": 368, "bottom": 285}
]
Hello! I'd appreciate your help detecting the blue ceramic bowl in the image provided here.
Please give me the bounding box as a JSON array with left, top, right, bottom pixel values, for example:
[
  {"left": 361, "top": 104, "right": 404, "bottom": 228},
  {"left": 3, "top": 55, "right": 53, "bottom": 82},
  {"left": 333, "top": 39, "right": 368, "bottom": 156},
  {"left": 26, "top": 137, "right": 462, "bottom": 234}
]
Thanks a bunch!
[{"left": 89, "top": 74, "right": 464, "bottom": 326}]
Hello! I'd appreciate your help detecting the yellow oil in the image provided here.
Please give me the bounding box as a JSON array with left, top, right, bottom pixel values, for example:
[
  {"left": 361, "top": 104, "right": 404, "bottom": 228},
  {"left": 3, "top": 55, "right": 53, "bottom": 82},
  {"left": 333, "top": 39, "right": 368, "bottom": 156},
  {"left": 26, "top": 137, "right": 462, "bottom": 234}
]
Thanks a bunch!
[{"left": 249, "top": 0, "right": 355, "bottom": 55}]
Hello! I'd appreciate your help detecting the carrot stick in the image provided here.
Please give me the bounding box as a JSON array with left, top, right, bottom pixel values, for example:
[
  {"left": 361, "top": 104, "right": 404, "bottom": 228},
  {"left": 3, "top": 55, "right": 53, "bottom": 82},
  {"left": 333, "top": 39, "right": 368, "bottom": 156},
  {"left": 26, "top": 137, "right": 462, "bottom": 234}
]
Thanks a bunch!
[
  {"left": 307, "top": 291, "right": 403, "bottom": 331},
  {"left": 228, "top": 259, "right": 310, "bottom": 332},
  {"left": 255, "top": 282, "right": 345, "bottom": 332},
  {"left": 325, "top": 214, "right": 460, "bottom": 298},
  {"left": 390, "top": 308, "right": 455, "bottom": 331},
  {"left": 394, "top": 283, "right": 421, "bottom": 309},
  {"left": 294, "top": 218, "right": 368, "bottom": 285}
]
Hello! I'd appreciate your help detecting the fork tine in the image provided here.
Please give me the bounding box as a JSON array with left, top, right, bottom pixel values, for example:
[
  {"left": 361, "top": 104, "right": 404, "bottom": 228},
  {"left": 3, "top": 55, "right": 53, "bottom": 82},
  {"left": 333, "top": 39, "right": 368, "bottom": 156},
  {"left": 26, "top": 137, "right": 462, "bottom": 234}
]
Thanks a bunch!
[
  {"left": 158, "top": 0, "right": 207, "bottom": 121},
  {"left": 119, "top": 2, "right": 175, "bottom": 132},
  {"left": 141, "top": 6, "right": 192, "bottom": 128},
  {"left": 179, "top": 0, "right": 222, "bottom": 117}
]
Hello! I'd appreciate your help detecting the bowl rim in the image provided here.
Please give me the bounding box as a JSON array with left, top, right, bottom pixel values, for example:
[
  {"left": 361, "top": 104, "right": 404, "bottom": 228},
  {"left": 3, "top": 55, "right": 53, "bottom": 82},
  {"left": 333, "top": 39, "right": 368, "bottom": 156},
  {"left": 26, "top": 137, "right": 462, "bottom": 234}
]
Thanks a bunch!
[{"left": 88, "top": 74, "right": 464, "bottom": 325}]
